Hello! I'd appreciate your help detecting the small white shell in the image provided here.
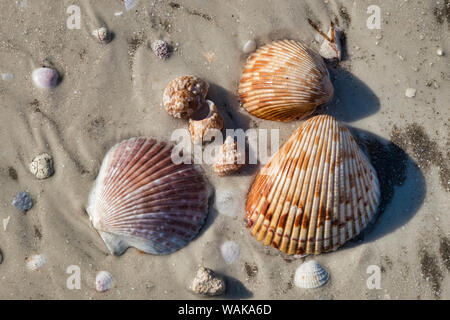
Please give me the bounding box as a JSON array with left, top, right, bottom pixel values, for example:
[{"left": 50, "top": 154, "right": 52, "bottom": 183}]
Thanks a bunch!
[
  {"left": 29, "top": 153, "right": 54, "bottom": 179},
  {"left": 26, "top": 254, "right": 46, "bottom": 271},
  {"left": 92, "top": 27, "right": 111, "bottom": 44},
  {"left": 294, "top": 260, "right": 329, "bottom": 289},
  {"left": 243, "top": 39, "right": 257, "bottom": 54},
  {"left": 95, "top": 271, "right": 114, "bottom": 292},
  {"left": 220, "top": 241, "right": 240, "bottom": 265},
  {"left": 32, "top": 67, "right": 59, "bottom": 89}
]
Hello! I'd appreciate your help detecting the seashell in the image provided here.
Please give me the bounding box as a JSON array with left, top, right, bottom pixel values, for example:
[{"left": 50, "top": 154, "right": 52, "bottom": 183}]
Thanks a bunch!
[
  {"left": 29, "top": 153, "right": 54, "bottom": 179},
  {"left": 245, "top": 115, "right": 380, "bottom": 255},
  {"left": 220, "top": 241, "right": 241, "bottom": 265},
  {"left": 309, "top": 20, "right": 343, "bottom": 61},
  {"left": 92, "top": 27, "right": 111, "bottom": 44},
  {"left": 189, "top": 100, "right": 223, "bottom": 144},
  {"left": 86, "top": 137, "right": 209, "bottom": 256},
  {"left": 243, "top": 39, "right": 257, "bottom": 54},
  {"left": 26, "top": 254, "right": 46, "bottom": 271},
  {"left": 151, "top": 39, "right": 171, "bottom": 60},
  {"left": 32, "top": 67, "right": 59, "bottom": 89},
  {"left": 12, "top": 191, "right": 33, "bottom": 212},
  {"left": 238, "top": 40, "right": 333, "bottom": 122},
  {"left": 294, "top": 260, "right": 329, "bottom": 289},
  {"left": 163, "top": 75, "right": 209, "bottom": 119},
  {"left": 95, "top": 271, "right": 114, "bottom": 292},
  {"left": 213, "top": 136, "right": 244, "bottom": 176}
]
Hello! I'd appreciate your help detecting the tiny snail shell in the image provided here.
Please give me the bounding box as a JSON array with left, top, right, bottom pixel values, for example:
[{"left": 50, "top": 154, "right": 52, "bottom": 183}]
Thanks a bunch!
[{"left": 32, "top": 67, "right": 59, "bottom": 89}]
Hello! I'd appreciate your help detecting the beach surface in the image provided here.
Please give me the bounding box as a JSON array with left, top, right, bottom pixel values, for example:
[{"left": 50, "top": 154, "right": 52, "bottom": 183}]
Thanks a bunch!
[{"left": 0, "top": 0, "right": 449, "bottom": 299}]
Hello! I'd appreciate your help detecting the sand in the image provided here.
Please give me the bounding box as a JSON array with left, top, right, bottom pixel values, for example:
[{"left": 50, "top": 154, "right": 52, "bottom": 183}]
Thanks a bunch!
[{"left": 0, "top": 0, "right": 449, "bottom": 299}]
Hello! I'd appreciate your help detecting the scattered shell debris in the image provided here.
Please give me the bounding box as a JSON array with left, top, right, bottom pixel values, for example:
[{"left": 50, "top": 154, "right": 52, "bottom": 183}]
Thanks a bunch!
[
  {"left": 29, "top": 153, "right": 54, "bottom": 179},
  {"left": 12, "top": 191, "right": 33, "bottom": 212},
  {"left": 191, "top": 266, "right": 226, "bottom": 296}
]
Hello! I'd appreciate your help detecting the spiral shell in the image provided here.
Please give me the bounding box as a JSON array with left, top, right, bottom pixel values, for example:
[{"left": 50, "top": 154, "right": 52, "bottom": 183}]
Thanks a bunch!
[
  {"left": 238, "top": 40, "right": 333, "bottom": 122},
  {"left": 245, "top": 115, "right": 380, "bottom": 255},
  {"left": 163, "top": 76, "right": 209, "bottom": 119},
  {"left": 86, "top": 137, "right": 209, "bottom": 256},
  {"left": 294, "top": 260, "right": 329, "bottom": 289},
  {"left": 189, "top": 100, "right": 223, "bottom": 144},
  {"left": 213, "top": 136, "right": 244, "bottom": 176}
]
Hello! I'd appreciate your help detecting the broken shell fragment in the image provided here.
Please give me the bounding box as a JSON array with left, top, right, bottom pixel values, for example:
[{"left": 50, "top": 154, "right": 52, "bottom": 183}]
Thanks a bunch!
[
  {"left": 189, "top": 100, "right": 223, "bottom": 144},
  {"left": 245, "top": 115, "right": 380, "bottom": 255},
  {"left": 213, "top": 136, "right": 244, "bottom": 176},
  {"left": 86, "top": 137, "right": 209, "bottom": 256},
  {"left": 238, "top": 40, "right": 334, "bottom": 122},
  {"left": 191, "top": 266, "right": 226, "bottom": 296},
  {"left": 32, "top": 67, "right": 59, "bottom": 89},
  {"left": 26, "top": 254, "right": 46, "bottom": 271},
  {"left": 95, "top": 271, "right": 114, "bottom": 292},
  {"left": 309, "top": 20, "right": 343, "bottom": 61},
  {"left": 29, "top": 153, "right": 54, "bottom": 179},
  {"left": 92, "top": 27, "right": 111, "bottom": 43},
  {"left": 294, "top": 260, "right": 329, "bottom": 289},
  {"left": 163, "top": 75, "right": 209, "bottom": 119}
]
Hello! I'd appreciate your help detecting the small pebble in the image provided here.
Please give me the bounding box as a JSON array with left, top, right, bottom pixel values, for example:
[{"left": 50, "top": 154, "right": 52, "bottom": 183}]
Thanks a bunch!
[
  {"left": 151, "top": 40, "right": 171, "bottom": 60},
  {"left": 405, "top": 88, "right": 416, "bottom": 98},
  {"left": 29, "top": 153, "right": 54, "bottom": 179},
  {"left": 191, "top": 266, "right": 226, "bottom": 296},
  {"left": 243, "top": 39, "right": 257, "bottom": 54},
  {"left": 12, "top": 191, "right": 33, "bottom": 212},
  {"left": 436, "top": 48, "right": 444, "bottom": 56}
]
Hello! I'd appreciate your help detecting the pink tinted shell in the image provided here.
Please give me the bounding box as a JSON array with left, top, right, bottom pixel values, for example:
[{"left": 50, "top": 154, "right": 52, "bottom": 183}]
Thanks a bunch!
[
  {"left": 86, "top": 137, "right": 209, "bottom": 256},
  {"left": 32, "top": 67, "right": 59, "bottom": 89}
]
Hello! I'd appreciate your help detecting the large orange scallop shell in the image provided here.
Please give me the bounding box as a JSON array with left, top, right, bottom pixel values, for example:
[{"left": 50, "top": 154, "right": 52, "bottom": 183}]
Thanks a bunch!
[
  {"left": 86, "top": 137, "right": 209, "bottom": 256},
  {"left": 245, "top": 115, "right": 380, "bottom": 255},
  {"left": 238, "top": 40, "right": 334, "bottom": 122}
]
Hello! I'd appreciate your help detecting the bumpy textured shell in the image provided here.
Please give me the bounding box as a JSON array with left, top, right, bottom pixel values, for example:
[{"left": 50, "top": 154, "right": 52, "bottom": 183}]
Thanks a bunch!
[
  {"left": 163, "top": 75, "right": 209, "bottom": 119},
  {"left": 238, "top": 40, "right": 334, "bottom": 122},
  {"left": 294, "top": 260, "right": 329, "bottom": 289},
  {"left": 86, "top": 137, "right": 209, "bottom": 256},
  {"left": 213, "top": 136, "right": 244, "bottom": 176},
  {"left": 189, "top": 100, "right": 223, "bottom": 144},
  {"left": 246, "top": 115, "right": 380, "bottom": 255}
]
